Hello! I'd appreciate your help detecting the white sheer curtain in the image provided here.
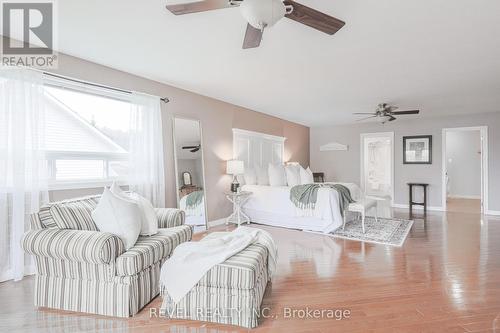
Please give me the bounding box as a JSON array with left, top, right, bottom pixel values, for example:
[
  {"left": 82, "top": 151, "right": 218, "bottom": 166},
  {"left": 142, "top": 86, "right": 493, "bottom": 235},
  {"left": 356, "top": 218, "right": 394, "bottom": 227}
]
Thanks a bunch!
[
  {"left": 0, "top": 67, "right": 49, "bottom": 282},
  {"left": 128, "top": 92, "right": 165, "bottom": 207}
]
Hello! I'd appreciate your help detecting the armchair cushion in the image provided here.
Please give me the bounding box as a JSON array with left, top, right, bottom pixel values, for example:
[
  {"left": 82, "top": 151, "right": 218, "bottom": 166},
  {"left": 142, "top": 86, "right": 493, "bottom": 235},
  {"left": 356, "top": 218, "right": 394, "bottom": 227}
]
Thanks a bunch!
[
  {"left": 155, "top": 208, "right": 185, "bottom": 228},
  {"left": 115, "top": 225, "right": 193, "bottom": 276},
  {"left": 50, "top": 195, "right": 100, "bottom": 231},
  {"left": 22, "top": 228, "right": 124, "bottom": 265}
]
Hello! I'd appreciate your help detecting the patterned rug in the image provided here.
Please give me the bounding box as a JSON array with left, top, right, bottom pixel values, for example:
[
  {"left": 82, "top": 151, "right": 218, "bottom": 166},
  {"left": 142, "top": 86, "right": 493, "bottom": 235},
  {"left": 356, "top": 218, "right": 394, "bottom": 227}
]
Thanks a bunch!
[{"left": 329, "top": 216, "right": 413, "bottom": 247}]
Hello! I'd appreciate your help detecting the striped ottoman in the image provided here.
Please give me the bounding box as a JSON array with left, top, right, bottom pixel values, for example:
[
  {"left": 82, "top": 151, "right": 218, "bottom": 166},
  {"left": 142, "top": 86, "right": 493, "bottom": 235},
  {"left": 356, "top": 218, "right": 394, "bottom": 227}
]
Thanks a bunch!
[{"left": 161, "top": 243, "right": 269, "bottom": 328}]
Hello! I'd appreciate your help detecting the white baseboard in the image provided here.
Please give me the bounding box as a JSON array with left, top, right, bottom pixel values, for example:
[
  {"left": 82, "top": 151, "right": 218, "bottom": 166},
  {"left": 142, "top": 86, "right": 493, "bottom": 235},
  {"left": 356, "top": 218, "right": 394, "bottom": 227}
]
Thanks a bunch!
[
  {"left": 447, "top": 195, "right": 481, "bottom": 200},
  {"left": 208, "top": 218, "right": 227, "bottom": 228},
  {"left": 486, "top": 210, "right": 500, "bottom": 216},
  {"left": 392, "top": 204, "right": 445, "bottom": 212}
]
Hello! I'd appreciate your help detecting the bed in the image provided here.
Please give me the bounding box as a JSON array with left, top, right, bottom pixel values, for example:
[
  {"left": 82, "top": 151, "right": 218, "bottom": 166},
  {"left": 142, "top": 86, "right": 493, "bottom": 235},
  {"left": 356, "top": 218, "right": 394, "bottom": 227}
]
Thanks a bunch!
[
  {"left": 179, "top": 190, "right": 206, "bottom": 226},
  {"left": 241, "top": 183, "right": 362, "bottom": 233}
]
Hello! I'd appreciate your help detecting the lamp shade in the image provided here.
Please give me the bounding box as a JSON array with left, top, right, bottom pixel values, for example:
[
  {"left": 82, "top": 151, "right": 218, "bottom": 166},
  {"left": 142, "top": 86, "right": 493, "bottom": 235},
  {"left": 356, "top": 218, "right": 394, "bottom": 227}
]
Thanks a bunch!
[{"left": 226, "top": 160, "right": 244, "bottom": 175}]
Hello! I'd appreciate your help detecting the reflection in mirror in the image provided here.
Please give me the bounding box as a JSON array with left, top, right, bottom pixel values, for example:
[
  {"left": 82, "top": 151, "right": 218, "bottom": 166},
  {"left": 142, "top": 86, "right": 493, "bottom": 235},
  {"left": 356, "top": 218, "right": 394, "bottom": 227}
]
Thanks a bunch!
[
  {"left": 182, "top": 172, "right": 192, "bottom": 186},
  {"left": 173, "top": 117, "right": 207, "bottom": 230}
]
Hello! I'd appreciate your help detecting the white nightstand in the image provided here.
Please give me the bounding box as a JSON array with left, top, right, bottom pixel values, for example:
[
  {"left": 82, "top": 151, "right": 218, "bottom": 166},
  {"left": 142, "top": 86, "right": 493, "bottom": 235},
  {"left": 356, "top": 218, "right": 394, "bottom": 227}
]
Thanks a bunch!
[{"left": 225, "top": 191, "right": 252, "bottom": 226}]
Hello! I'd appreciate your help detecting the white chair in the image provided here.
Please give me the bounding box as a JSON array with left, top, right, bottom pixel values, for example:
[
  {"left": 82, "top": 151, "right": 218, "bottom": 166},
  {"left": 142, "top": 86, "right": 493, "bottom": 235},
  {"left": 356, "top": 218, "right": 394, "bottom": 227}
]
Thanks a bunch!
[{"left": 343, "top": 198, "right": 378, "bottom": 233}]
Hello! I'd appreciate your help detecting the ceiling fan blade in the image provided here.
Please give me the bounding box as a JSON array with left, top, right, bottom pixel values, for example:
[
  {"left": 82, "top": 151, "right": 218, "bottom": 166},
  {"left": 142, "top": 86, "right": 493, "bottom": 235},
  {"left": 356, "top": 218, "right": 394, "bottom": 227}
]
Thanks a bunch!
[
  {"left": 391, "top": 110, "right": 420, "bottom": 115},
  {"left": 356, "top": 116, "right": 377, "bottom": 122},
  {"left": 283, "top": 0, "right": 345, "bottom": 35},
  {"left": 182, "top": 145, "right": 199, "bottom": 149},
  {"left": 190, "top": 147, "right": 200, "bottom": 152},
  {"left": 388, "top": 116, "right": 396, "bottom": 121},
  {"left": 353, "top": 112, "right": 376, "bottom": 115},
  {"left": 166, "top": 0, "right": 237, "bottom": 15},
  {"left": 242, "top": 23, "right": 263, "bottom": 49}
]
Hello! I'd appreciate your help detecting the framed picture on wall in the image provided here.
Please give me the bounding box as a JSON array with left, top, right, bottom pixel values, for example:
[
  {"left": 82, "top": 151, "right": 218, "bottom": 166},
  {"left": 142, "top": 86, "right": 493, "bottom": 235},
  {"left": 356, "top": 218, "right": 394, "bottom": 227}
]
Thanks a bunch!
[{"left": 403, "top": 135, "right": 432, "bottom": 164}]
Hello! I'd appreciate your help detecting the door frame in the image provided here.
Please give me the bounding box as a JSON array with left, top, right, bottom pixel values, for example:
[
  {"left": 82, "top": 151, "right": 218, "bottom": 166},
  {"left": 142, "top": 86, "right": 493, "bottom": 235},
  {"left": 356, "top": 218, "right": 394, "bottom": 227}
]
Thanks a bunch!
[
  {"left": 441, "top": 126, "right": 488, "bottom": 213},
  {"left": 360, "top": 132, "right": 395, "bottom": 205}
]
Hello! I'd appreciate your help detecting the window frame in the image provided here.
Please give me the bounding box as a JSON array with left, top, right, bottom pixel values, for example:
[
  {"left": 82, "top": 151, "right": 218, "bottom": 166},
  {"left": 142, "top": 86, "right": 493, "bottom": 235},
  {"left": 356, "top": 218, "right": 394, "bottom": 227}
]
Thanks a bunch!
[{"left": 43, "top": 76, "right": 133, "bottom": 190}]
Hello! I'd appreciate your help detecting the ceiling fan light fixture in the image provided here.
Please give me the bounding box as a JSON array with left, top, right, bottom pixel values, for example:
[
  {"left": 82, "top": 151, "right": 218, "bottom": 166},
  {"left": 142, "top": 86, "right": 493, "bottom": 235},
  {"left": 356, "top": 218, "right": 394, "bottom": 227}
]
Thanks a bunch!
[{"left": 240, "top": 0, "right": 288, "bottom": 29}]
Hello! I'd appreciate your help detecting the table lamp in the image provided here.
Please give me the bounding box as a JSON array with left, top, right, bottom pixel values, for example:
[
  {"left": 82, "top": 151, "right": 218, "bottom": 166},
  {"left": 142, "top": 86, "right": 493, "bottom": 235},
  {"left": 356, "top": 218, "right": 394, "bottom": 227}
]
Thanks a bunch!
[{"left": 227, "top": 160, "right": 244, "bottom": 192}]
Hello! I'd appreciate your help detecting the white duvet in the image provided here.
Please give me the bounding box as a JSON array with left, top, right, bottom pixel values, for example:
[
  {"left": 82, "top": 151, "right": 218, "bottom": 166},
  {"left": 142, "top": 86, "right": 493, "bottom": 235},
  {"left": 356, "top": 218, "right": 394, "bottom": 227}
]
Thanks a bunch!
[{"left": 241, "top": 183, "right": 362, "bottom": 234}]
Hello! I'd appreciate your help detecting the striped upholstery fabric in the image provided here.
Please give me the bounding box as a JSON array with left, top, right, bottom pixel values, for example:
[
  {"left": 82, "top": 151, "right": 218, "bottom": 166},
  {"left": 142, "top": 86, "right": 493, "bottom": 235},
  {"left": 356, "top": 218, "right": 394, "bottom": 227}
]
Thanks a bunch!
[
  {"left": 115, "top": 225, "right": 192, "bottom": 276},
  {"left": 50, "top": 196, "right": 100, "bottom": 230},
  {"left": 35, "top": 274, "right": 131, "bottom": 317},
  {"left": 23, "top": 193, "right": 191, "bottom": 318},
  {"left": 162, "top": 259, "right": 269, "bottom": 328},
  {"left": 34, "top": 256, "right": 115, "bottom": 281},
  {"left": 33, "top": 252, "right": 164, "bottom": 317},
  {"left": 30, "top": 212, "right": 45, "bottom": 230},
  {"left": 22, "top": 228, "right": 125, "bottom": 264},
  {"left": 37, "top": 204, "right": 57, "bottom": 228},
  {"left": 197, "top": 243, "right": 268, "bottom": 289},
  {"left": 116, "top": 261, "right": 163, "bottom": 312},
  {"left": 155, "top": 208, "right": 185, "bottom": 228}
]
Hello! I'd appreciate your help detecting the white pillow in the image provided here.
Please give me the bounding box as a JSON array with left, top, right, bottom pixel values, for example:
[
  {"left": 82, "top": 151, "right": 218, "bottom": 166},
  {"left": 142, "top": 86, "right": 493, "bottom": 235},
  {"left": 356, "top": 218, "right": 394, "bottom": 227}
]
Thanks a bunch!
[
  {"left": 92, "top": 188, "right": 141, "bottom": 250},
  {"left": 300, "top": 166, "right": 314, "bottom": 185},
  {"left": 268, "top": 164, "right": 287, "bottom": 186},
  {"left": 110, "top": 183, "right": 158, "bottom": 236},
  {"left": 285, "top": 164, "right": 301, "bottom": 187},
  {"left": 244, "top": 168, "right": 257, "bottom": 185},
  {"left": 257, "top": 166, "right": 269, "bottom": 185}
]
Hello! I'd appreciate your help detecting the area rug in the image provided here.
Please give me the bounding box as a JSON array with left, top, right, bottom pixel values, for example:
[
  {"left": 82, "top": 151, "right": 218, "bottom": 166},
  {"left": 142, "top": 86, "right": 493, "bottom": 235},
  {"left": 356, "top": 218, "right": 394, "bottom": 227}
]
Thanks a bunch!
[{"left": 329, "top": 216, "right": 413, "bottom": 247}]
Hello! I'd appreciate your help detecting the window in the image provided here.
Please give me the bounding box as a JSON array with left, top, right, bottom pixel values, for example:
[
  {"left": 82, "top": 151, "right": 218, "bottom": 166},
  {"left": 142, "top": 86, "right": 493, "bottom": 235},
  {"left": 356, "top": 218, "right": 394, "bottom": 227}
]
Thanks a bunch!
[{"left": 43, "top": 82, "right": 132, "bottom": 188}]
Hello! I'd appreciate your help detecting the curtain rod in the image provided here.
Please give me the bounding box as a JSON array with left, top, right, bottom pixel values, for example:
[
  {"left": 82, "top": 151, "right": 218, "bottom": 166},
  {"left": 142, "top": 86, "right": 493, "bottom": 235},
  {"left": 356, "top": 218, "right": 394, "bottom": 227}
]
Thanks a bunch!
[{"left": 42, "top": 71, "right": 170, "bottom": 103}]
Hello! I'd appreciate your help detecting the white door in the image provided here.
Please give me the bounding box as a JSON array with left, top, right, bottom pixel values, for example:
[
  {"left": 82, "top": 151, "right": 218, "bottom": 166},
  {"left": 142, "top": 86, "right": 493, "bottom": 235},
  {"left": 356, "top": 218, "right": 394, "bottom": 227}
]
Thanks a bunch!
[{"left": 360, "top": 132, "right": 394, "bottom": 208}]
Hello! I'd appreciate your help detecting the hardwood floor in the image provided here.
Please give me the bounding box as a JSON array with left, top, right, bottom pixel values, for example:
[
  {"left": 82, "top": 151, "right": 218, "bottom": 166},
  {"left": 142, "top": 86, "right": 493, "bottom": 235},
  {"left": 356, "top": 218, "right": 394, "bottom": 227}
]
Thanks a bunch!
[
  {"left": 447, "top": 198, "right": 482, "bottom": 214},
  {"left": 2, "top": 209, "right": 500, "bottom": 332}
]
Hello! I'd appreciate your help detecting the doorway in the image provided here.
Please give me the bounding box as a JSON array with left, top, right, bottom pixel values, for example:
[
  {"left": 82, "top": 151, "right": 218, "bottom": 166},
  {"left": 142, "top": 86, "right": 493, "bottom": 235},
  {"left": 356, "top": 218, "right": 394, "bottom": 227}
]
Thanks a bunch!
[
  {"left": 360, "top": 132, "right": 394, "bottom": 217},
  {"left": 442, "top": 127, "right": 488, "bottom": 214}
]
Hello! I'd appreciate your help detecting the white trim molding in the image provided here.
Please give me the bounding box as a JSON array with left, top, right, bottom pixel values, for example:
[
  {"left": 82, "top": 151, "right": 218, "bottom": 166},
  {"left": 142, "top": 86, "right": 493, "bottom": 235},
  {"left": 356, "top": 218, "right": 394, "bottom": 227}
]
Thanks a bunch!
[
  {"left": 232, "top": 128, "right": 286, "bottom": 143},
  {"left": 320, "top": 142, "right": 348, "bottom": 151},
  {"left": 209, "top": 218, "right": 227, "bottom": 228},
  {"left": 392, "top": 204, "right": 445, "bottom": 212},
  {"left": 442, "top": 126, "right": 488, "bottom": 214},
  {"left": 485, "top": 210, "right": 500, "bottom": 216},
  {"left": 447, "top": 195, "right": 481, "bottom": 200},
  {"left": 360, "top": 132, "right": 395, "bottom": 206}
]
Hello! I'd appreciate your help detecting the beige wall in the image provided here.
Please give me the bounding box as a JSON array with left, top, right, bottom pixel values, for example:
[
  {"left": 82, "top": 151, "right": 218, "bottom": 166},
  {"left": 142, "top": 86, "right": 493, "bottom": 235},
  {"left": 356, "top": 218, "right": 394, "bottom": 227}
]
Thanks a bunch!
[{"left": 49, "top": 54, "right": 309, "bottom": 221}]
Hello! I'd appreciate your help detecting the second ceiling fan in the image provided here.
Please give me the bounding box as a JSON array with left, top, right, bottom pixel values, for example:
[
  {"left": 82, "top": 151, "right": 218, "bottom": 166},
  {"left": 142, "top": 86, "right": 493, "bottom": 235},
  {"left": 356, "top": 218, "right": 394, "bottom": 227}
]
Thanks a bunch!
[
  {"left": 354, "top": 103, "right": 420, "bottom": 124},
  {"left": 166, "top": 0, "right": 345, "bottom": 49}
]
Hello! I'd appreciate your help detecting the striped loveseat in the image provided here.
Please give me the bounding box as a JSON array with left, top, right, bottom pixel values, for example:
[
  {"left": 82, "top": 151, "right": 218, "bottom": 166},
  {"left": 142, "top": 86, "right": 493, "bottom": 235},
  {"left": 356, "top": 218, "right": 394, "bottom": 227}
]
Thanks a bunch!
[{"left": 21, "top": 194, "right": 193, "bottom": 317}]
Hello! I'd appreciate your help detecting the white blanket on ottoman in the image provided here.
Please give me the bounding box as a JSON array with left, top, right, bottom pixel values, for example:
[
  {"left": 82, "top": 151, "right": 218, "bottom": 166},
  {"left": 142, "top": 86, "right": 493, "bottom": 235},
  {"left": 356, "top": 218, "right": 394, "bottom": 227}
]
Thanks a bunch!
[{"left": 160, "top": 226, "right": 277, "bottom": 303}]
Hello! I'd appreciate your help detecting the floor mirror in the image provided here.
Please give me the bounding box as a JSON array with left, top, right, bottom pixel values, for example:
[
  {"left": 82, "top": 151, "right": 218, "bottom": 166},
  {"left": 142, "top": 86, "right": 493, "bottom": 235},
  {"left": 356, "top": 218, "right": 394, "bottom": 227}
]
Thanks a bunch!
[{"left": 172, "top": 117, "right": 208, "bottom": 230}]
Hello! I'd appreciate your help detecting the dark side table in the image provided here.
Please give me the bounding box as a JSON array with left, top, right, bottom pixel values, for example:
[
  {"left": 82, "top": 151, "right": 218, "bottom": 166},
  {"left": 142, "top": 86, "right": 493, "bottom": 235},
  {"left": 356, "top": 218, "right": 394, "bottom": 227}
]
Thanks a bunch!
[{"left": 408, "top": 183, "right": 428, "bottom": 215}]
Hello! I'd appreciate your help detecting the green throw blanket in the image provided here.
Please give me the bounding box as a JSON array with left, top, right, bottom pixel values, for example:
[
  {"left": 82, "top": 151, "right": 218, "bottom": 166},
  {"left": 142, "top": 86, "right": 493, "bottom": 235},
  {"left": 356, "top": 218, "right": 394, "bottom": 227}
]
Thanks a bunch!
[
  {"left": 185, "top": 190, "right": 204, "bottom": 210},
  {"left": 290, "top": 184, "right": 354, "bottom": 216}
]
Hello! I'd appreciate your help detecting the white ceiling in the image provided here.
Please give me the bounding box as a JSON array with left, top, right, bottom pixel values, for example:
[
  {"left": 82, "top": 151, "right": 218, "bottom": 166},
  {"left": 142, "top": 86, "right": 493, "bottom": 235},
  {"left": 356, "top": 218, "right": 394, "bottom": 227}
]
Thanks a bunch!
[{"left": 53, "top": 0, "right": 500, "bottom": 126}]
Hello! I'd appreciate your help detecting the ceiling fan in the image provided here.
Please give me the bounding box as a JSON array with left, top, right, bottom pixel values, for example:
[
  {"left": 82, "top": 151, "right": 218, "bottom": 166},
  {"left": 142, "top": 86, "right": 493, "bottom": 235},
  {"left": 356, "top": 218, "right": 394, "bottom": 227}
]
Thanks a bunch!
[
  {"left": 165, "top": 0, "right": 345, "bottom": 49},
  {"left": 354, "top": 103, "right": 420, "bottom": 124},
  {"left": 182, "top": 144, "right": 201, "bottom": 152}
]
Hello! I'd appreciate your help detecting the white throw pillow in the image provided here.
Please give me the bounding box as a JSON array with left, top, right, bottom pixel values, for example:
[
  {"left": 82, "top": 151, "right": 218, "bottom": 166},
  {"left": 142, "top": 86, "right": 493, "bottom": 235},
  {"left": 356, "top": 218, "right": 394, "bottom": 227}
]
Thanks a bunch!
[
  {"left": 110, "top": 183, "right": 158, "bottom": 236},
  {"left": 300, "top": 166, "right": 314, "bottom": 185},
  {"left": 244, "top": 168, "right": 257, "bottom": 185},
  {"left": 285, "top": 164, "right": 301, "bottom": 187},
  {"left": 92, "top": 188, "right": 141, "bottom": 250},
  {"left": 257, "top": 166, "right": 269, "bottom": 185},
  {"left": 268, "top": 164, "right": 287, "bottom": 186}
]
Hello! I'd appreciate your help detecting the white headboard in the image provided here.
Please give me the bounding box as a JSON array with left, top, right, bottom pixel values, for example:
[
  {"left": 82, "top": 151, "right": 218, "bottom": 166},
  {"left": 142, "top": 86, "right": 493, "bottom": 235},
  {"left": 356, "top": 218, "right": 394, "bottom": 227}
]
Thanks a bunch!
[{"left": 232, "top": 128, "right": 285, "bottom": 169}]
